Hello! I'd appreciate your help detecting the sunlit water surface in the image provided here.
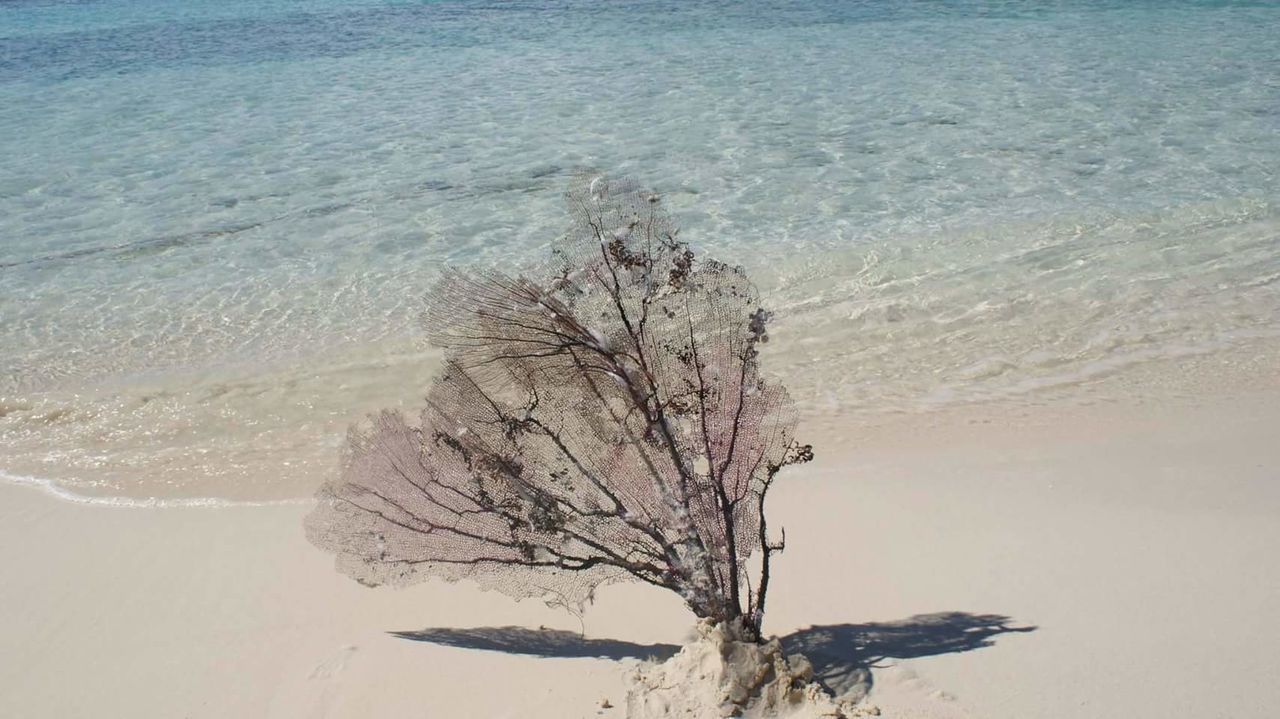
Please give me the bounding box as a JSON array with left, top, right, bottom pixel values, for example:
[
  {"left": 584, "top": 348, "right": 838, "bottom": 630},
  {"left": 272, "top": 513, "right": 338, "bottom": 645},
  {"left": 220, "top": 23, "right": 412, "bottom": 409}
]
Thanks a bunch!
[{"left": 2, "top": 0, "right": 1278, "bottom": 501}]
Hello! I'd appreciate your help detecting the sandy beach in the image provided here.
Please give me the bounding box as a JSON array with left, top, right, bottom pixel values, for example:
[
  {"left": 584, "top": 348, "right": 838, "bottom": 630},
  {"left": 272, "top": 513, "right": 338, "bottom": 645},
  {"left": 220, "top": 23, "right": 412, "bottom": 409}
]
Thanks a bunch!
[
  {"left": 5, "top": 1, "right": 1280, "bottom": 716},
  {"left": 4, "top": 345, "right": 1277, "bottom": 719}
]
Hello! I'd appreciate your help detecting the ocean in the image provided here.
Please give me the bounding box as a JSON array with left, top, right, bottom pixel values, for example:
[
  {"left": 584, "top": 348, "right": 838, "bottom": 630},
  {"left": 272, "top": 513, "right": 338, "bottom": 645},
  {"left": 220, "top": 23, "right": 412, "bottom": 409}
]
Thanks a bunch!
[{"left": 2, "top": 0, "right": 1278, "bottom": 501}]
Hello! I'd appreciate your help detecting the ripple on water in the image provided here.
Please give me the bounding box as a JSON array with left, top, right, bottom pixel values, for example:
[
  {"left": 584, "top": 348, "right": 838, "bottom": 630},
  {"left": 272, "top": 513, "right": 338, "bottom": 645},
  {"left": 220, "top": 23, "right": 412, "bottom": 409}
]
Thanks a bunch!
[{"left": 1, "top": 0, "right": 1278, "bottom": 500}]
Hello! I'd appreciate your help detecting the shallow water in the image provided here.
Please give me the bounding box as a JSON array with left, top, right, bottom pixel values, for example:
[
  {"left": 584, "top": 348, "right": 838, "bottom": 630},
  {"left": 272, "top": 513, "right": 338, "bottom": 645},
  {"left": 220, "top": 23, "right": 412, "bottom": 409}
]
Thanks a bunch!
[{"left": 2, "top": 0, "right": 1278, "bottom": 500}]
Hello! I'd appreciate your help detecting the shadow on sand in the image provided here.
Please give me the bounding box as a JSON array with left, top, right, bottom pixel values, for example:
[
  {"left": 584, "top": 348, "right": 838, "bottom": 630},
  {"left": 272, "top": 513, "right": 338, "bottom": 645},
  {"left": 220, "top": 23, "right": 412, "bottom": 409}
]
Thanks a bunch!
[
  {"left": 779, "top": 612, "right": 1036, "bottom": 699},
  {"left": 391, "top": 625, "right": 680, "bottom": 661},
  {"left": 393, "top": 611, "right": 1035, "bottom": 699}
]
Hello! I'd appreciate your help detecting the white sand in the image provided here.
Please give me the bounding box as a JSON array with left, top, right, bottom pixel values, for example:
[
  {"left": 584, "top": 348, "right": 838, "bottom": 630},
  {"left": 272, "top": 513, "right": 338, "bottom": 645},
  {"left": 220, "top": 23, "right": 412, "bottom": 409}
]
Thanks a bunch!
[
  {"left": 3, "top": 373, "right": 1279, "bottom": 717},
  {"left": 627, "top": 620, "right": 859, "bottom": 718}
]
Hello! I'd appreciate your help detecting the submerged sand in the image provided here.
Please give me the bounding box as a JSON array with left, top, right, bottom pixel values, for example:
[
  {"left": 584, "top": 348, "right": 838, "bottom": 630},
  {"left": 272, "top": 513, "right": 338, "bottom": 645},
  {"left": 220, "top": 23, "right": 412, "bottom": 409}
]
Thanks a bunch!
[{"left": 2, "top": 362, "right": 1279, "bottom": 717}]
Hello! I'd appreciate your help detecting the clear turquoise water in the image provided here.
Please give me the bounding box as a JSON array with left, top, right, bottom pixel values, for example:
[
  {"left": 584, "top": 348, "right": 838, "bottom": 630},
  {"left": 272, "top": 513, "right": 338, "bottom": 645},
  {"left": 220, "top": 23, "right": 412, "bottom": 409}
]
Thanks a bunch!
[{"left": 2, "top": 1, "right": 1278, "bottom": 500}]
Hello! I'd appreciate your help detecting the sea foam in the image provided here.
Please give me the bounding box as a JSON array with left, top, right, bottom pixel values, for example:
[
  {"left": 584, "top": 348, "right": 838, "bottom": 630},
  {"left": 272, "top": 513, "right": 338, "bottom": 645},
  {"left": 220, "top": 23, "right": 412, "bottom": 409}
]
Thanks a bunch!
[{"left": 0, "top": 470, "right": 310, "bottom": 509}]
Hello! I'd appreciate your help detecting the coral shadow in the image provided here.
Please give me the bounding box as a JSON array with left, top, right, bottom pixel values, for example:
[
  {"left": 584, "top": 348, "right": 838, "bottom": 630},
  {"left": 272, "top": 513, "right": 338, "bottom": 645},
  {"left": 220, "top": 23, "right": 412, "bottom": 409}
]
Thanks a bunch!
[
  {"left": 390, "top": 625, "right": 680, "bottom": 662},
  {"left": 392, "top": 611, "right": 1035, "bottom": 699},
  {"left": 780, "top": 612, "right": 1037, "bottom": 699}
]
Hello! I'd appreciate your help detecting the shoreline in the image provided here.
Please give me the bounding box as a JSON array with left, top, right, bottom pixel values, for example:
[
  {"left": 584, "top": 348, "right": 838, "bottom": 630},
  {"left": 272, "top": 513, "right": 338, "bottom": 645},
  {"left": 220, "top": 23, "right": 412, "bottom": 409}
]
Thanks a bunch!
[
  {"left": 5, "top": 333, "right": 1278, "bottom": 507},
  {"left": 0, "top": 469, "right": 313, "bottom": 509}
]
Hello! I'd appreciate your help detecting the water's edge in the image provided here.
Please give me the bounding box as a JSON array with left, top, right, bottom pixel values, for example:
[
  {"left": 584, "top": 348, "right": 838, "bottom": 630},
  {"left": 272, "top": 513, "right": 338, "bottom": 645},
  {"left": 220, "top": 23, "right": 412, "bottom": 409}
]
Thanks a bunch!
[{"left": 0, "top": 470, "right": 311, "bottom": 509}]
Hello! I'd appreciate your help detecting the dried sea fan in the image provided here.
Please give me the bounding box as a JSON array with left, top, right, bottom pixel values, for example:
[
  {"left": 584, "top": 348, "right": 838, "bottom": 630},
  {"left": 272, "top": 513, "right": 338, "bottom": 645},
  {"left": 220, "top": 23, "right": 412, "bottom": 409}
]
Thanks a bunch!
[{"left": 305, "top": 175, "right": 811, "bottom": 637}]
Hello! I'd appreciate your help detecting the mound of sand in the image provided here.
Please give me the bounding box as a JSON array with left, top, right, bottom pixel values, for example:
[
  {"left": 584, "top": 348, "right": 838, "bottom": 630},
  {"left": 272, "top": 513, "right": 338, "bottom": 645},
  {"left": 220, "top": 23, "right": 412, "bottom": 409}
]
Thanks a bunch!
[{"left": 626, "top": 620, "right": 876, "bottom": 718}]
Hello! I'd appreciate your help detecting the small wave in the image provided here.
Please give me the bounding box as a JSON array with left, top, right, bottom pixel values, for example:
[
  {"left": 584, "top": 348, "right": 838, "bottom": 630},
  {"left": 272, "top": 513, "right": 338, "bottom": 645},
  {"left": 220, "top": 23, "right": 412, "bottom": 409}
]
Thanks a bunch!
[{"left": 0, "top": 470, "right": 311, "bottom": 509}]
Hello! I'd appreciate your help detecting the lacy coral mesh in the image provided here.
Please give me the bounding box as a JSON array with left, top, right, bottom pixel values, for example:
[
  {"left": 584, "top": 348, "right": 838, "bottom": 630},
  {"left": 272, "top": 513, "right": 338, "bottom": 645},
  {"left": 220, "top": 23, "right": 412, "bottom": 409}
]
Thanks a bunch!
[{"left": 306, "top": 175, "right": 810, "bottom": 629}]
